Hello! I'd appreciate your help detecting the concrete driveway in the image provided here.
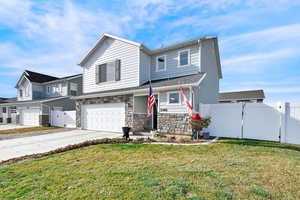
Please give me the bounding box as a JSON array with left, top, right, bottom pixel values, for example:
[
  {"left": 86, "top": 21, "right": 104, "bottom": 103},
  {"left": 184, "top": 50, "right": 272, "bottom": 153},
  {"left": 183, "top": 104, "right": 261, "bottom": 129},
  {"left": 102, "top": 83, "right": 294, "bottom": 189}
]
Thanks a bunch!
[
  {"left": 0, "top": 130, "right": 122, "bottom": 162},
  {"left": 0, "top": 124, "right": 34, "bottom": 130}
]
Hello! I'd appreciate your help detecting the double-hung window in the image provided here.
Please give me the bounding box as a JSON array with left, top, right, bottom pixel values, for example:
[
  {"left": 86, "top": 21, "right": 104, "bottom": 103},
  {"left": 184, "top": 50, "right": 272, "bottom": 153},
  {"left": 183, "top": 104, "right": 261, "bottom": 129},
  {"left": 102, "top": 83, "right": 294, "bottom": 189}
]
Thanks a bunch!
[
  {"left": 178, "top": 49, "right": 190, "bottom": 67},
  {"left": 19, "top": 89, "right": 23, "bottom": 98},
  {"left": 168, "top": 92, "right": 180, "bottom": 104},
  {"left": 156, "top": 55, "right": 166, "bottom": 71},
  {"left": 70, "top": 83, "right": 78, "bottom": 96},
  {"left": 96, "top": 59, "right": 121, "bottom": 84}
]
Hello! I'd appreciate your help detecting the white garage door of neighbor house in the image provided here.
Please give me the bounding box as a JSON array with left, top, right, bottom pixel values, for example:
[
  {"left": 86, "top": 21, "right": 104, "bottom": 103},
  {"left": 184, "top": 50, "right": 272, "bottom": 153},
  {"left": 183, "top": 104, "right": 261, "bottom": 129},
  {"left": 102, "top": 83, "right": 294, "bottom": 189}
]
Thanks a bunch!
[
  {"left": 82, "top": 103, "right": 125, "bottom": 133},
  {"left": 22, "top": 108, "right": 40, "bottom": 126}
]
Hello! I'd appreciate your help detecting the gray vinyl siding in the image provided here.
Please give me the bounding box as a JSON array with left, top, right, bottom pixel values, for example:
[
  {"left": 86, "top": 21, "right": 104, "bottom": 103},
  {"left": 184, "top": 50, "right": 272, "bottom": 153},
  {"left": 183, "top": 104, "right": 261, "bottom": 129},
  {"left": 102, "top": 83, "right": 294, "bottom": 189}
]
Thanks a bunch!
[
  {"left": 32, "top": 84, "right": 44, "bottom": 99},
  {"left": 83, "top": 38, "right": 140, "bottom": 93},
  {"left": 158, "top": 88, "right": 190, "bottom": 113},
  {"left": 139, "top": 51, "right": 151, "bottom": 85},
  {"left": 150, "top": 44, "right": 200, "bottom": 81},
  {"left": 197, "top": 39, "right": 219, "bottom": 104},
  {"left": 43, "top": 98, "right": 76, "bottom": 114},
  {"left": 67, "top": 76, "right": 83, "bottom": 96}
]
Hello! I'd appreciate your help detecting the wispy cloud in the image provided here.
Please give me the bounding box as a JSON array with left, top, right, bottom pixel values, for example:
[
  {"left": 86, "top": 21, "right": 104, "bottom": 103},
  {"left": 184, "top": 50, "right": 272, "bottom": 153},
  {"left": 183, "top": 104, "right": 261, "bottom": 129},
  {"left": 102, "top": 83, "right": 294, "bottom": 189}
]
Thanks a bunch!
[
  {"left": 222, "top": 48, "right": 297, "bottom": 73},
  {"left": 220, "top": 24, "right": 300, "bottom": 74}
]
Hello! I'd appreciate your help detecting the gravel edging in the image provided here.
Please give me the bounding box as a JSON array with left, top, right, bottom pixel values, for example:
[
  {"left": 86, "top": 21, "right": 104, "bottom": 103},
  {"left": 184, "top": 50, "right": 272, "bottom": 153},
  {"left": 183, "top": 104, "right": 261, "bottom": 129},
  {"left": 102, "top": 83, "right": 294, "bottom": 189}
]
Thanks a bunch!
[
  {"left": 0, "top": 128, "right": 75, "bottom": 140},
  {"left": 144, "top": 137, "right": 219, "bottom": 145}
]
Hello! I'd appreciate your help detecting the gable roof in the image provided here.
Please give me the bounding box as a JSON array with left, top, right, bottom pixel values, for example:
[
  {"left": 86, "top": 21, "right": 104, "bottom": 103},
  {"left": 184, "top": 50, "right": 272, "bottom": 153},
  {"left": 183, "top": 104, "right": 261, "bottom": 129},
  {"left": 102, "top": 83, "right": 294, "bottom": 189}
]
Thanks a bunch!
[
  {"left": 78, "top": 34, "right": 222, "bottom": 78},
  {"left": 219, "top": 90, "right": 265, "bottom": 101},
  {"left": 15, "top": 70, "right": 82, "bottom": 88},
  {"left": 78, "top": 33, "right": 146, "bottom": 66},
  {"left": 73, "top": 73, "right": 206, "bottom": 100}
]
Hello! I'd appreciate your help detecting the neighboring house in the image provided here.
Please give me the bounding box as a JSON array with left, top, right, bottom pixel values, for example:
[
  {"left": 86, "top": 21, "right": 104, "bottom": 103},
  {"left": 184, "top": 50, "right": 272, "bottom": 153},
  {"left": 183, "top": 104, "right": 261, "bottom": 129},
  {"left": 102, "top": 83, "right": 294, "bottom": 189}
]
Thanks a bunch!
[
  {"left": 0, "top": 98, "right": 17, "bottom": 124},
  {"left": 219, "top": 90, "right": 265, "bottom": 103},
  {"left": 73, "top": 33, "right": 222, "bottom": 135},
  {"left": 0, "top": 70, "right": 82, "bottom": 126}
]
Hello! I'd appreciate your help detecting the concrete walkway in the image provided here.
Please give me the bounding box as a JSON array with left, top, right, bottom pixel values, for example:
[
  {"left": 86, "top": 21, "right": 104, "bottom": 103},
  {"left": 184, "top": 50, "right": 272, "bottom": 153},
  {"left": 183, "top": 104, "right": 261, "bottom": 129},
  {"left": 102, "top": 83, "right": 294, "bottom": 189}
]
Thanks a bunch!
[
  {"left": 0, "top": 124, "right": 34, "bottom": 130},
  {"left": 0, "top": 130, "right": 122, "bottom": 162}
]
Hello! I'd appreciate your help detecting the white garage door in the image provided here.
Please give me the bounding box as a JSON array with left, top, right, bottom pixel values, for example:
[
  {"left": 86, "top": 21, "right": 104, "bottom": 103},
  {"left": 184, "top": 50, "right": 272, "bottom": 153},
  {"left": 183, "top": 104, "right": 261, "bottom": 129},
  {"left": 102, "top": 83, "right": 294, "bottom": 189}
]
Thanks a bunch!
[
  {"left": 82, "top": 103, "right": 125, "bottom": 133},
  {"left": 21, "top": 108, "right": 40, "bottom": 126}
]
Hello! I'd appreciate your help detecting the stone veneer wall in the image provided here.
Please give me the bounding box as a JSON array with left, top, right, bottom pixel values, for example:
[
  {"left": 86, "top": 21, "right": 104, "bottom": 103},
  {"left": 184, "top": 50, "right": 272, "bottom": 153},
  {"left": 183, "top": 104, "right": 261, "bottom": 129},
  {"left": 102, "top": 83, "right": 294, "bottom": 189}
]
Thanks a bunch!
[
  {"left": 132, "top": 113, "right": 151, "bottom": 132},
  {"left": 158, "top": 113, "right": 192, "bottom": 135},
  {"left": 75, "top": 95, "right": 133, "bottom": 129}
]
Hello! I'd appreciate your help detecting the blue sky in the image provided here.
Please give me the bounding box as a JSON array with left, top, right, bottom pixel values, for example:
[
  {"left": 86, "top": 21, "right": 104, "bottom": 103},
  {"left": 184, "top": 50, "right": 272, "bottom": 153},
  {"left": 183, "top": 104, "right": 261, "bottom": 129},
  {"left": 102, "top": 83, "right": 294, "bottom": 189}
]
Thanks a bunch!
[{"left": 0, "top": 0, "right": 300, "bottom": 103}]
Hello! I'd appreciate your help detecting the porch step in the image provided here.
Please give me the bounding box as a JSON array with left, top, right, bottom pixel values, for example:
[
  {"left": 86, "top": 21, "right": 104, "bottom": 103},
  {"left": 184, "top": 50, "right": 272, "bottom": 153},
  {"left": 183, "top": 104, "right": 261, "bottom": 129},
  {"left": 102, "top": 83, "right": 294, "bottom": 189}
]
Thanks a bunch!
[{"left": 130, "top": 131, "right": 152, "bottom": 137}]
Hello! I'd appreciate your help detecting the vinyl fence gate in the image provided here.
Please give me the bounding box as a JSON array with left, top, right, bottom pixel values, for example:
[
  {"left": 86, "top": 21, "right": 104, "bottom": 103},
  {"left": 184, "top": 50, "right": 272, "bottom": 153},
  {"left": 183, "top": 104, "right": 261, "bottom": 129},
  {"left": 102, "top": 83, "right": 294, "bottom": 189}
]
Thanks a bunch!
[
  {"left": 51, "top": 110, "right": 76, "bottom": 128},
  {"left": 199, "top": 103, "right": 300, "bottom": 145}
]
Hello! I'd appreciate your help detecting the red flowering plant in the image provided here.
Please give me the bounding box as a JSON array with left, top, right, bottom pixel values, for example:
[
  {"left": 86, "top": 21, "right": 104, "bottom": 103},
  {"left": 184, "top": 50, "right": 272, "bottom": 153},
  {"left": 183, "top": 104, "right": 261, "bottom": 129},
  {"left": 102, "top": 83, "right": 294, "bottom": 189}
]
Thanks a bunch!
[{"left": 189, "top": 113, "right": 211, "bottom": 131}]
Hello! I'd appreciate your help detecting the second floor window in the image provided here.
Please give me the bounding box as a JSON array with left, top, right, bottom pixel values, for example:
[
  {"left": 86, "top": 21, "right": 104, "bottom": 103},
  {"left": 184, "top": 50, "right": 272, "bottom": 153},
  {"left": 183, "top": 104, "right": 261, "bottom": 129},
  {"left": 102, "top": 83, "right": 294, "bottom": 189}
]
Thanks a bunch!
[
  {"left": 2, "top": 107, "right": 6, "bottom": 113},
  {"left": 19, "top": 89, "right": 23, "bottom": 98},
  {"left": 156, "top": 55, "right": 166, "bottom": 71},
  {"left": 70, "top": 83, "right": 78, "bottom": 96},
  {"left": 96, "top": 59, "right": 121, "bottom": 84},
  {"left": 178, "top": 49, "right": 190, "bottom": 66},
  {"left": 47, "top": 86, "right": 50, "bottom": 94}
]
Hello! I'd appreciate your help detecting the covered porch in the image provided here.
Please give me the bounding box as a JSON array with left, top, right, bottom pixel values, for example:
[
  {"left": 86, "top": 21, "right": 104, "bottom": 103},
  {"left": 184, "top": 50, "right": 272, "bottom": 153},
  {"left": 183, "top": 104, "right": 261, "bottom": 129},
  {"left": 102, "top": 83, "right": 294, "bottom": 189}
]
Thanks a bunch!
[{"left": 132, "top": 95, "right": 158, "bottom": 133}]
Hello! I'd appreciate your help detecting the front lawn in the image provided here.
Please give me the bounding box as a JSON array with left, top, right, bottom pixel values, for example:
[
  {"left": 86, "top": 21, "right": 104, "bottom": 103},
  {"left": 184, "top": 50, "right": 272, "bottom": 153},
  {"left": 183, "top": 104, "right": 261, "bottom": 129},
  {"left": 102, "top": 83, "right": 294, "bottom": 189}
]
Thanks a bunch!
[
  {"left": 0, "top": 126, "right": 62, "bottom": 135},
  {"left": 0, "top": 139, "right": 300, "bottom": 199}
]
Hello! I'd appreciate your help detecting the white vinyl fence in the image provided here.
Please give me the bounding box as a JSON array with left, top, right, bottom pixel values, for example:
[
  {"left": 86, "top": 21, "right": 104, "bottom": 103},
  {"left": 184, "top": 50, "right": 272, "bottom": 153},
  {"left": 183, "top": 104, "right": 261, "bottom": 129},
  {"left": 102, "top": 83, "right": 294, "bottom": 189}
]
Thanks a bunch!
[
  {"left": 199, "top": 103, "right": 300, "bottom": 145},
  {"left": 51, "top": 110, "right": 76, "bottom": 128}
]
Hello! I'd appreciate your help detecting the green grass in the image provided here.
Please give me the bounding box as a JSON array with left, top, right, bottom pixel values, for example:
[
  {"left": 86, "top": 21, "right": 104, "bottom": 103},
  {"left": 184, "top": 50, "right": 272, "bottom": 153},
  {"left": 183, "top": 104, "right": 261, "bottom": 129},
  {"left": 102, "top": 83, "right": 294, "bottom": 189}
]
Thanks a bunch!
[
  {"left": 0, "top": 138, "right": 300, "bottom": 199},
  {"left": 0, "top": 126, "right": 62, "bottom": 134}
]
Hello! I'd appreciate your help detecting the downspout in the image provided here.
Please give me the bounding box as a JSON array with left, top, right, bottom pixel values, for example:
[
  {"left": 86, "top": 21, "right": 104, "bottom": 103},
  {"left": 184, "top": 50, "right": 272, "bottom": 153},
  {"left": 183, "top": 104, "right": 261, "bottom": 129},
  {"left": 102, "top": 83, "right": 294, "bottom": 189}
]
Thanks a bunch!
[{"left": 198, "top": 39, "right": 201, "bottom": 72}]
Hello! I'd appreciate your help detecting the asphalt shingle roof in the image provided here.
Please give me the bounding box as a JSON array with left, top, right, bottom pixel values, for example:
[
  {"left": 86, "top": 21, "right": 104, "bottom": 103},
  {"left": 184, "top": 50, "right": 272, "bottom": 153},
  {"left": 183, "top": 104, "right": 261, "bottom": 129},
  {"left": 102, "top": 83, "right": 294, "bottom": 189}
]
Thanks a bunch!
[
  {"left": 74, "top": 73, "right": 205, "bottom": 99},
  {"left": 219, "top": 90, "right": 265, "bottom": 101},
  {"left": 25, "top": 70, "right": 59, "bottom": 83}
]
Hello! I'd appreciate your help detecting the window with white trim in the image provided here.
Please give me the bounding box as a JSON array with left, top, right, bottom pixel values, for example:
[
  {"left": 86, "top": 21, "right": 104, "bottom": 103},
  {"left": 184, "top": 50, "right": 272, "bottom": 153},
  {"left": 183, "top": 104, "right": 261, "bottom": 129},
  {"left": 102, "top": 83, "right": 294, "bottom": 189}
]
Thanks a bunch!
[
  {"left": 70, "top": 83, "right": 78, "bottom": 96},
  {"left": 178, "top": 49, "right": 190, "bottom": 66},
  {"left": 156, "top": 55, "right": 166, "bottom": 71},
  {"left": 168, "top": 92, "right": 180, "bottom": 104},
  {"left": 47, "top": 86, "right": 50, "bottom": 94},
  {"left": 96, "top": 59, "right": 121, "bottom": 83}
]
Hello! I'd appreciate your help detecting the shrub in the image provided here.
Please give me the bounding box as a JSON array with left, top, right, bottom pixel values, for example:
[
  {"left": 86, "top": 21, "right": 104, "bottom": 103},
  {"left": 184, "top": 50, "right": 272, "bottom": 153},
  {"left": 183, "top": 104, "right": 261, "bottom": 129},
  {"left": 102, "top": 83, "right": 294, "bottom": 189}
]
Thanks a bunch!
[{"left": 190, "top": 114, "right": 211, "bottom": 131}]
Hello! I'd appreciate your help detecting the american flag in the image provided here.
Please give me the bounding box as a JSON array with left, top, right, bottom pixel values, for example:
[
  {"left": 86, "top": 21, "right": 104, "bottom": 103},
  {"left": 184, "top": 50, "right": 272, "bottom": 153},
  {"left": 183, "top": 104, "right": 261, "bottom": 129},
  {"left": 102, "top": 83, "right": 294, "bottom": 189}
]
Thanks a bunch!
[
  {"left": 179, "top": 87, "right": 194, "bottom": 116},
  {"left": 147, "top": 84, "right": 156, "bottom": 117}
]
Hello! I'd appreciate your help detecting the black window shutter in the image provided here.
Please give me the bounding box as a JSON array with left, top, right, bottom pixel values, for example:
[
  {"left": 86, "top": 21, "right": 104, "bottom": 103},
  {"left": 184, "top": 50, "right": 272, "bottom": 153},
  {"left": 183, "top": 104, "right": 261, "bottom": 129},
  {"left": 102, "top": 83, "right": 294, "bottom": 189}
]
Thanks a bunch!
[
  {"left": 115, "top": 59, "right": 121, "bottom": 81},
  {"left": 100, "top": 64, "right": 107, "bottom": 83},
  {"left": 96, "top": 65, "right": 100, "bottom": 84}
]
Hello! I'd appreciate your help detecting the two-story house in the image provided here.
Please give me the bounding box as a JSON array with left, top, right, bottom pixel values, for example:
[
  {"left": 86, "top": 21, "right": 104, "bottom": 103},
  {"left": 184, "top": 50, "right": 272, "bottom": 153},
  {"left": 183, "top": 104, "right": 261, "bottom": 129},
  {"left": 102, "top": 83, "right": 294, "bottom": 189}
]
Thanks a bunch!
[
  {"left": 0, "top": 70, "right": 82, "bottom": 126},
  {"left": 73, "top": 34, "right": 222, "bottom": 135}
]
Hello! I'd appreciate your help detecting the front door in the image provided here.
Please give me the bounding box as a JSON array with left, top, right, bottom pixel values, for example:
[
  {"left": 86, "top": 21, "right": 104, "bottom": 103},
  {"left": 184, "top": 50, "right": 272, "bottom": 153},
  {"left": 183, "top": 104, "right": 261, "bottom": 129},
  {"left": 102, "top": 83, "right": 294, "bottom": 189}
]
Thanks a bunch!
[{"left": 152, "top": 99, "right": 158, "bottom": 130}]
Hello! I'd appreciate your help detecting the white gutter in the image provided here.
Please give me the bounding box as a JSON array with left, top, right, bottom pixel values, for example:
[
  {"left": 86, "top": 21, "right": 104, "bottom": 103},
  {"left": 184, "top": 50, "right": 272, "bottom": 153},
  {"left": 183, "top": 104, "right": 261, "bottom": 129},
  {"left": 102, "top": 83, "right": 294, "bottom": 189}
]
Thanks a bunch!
[{"left": 72, "top": 76, "right": 207, "bottom": 100}]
